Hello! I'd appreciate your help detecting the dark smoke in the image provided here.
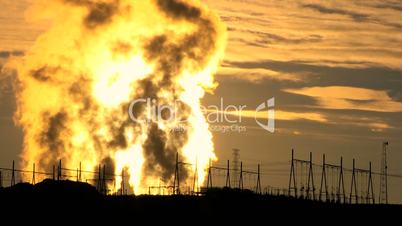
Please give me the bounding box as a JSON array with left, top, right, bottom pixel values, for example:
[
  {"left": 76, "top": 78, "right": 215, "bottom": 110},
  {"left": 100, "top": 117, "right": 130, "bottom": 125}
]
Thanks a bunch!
[
  {"left": 84, "top": 2, "right": 118, "bottom": 28},
  {"left": 31, "top": 66, "right": 59, "bottom": 82},
  {"left": 64, "top": 0, "right": 119, "bottom": 29},
  {"left": 38, "top": 111, "right": 68, "bottom": 169},
  {"left": 68, "top": 80, "right": 95, "bottom": 115},
  {"left": 106, "top": 118, "right": 129, "bottom": 149},
  {"left": 143, "top": 123, "right": 176, "bottom": 180},
  {"left": 137, "top": 0, "right": 218, "bottom": 183},
  {"left": 22, "top": 0, "right": 221, "bottom": 187},
  {"left": 142, "top": 123, "right": 189, "bottom": 181},
  {"left": 100, "top": 156, "right": 115, "bottom": 177},
  {"left": 156, "top": 0, "right": 201, "bottom": 20}
]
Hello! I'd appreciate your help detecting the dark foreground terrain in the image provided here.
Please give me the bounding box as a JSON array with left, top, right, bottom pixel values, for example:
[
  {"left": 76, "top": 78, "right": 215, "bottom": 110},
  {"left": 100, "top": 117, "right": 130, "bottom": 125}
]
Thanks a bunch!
[{"left": 0, "top": 179, "right": 400, "bottom": 224}]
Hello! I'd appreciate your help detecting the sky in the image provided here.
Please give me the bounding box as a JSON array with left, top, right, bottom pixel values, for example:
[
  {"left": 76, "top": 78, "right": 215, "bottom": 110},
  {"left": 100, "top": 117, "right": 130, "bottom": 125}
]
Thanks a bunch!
[{"left": 1, "top": 0, "right": 402, "bottom": 203}]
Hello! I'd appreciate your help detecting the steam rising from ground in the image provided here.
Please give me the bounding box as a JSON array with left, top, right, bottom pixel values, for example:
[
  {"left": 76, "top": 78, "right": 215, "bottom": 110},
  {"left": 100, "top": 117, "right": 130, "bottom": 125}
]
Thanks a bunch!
[{"left": 14, "top": 0, "right": 226, "bottom": 193}]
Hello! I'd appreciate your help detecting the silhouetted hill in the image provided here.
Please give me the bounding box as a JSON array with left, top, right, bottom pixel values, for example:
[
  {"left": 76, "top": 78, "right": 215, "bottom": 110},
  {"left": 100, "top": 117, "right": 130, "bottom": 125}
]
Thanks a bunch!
[
  {"left": 2, "top": 179, "right": 98, "bottom": 196},
  {"left": 0, "top": 180, "right": 401, "bottom": 224}
]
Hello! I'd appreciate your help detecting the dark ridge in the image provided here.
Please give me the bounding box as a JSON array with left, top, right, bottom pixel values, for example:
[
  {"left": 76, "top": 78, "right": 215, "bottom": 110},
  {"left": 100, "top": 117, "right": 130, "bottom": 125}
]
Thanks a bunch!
[
  {"left": 2, "top": 179, "right": 99, "bottom": 198},
  {"left": 0, "top": 181, "right": 401, "bottom": 224}
]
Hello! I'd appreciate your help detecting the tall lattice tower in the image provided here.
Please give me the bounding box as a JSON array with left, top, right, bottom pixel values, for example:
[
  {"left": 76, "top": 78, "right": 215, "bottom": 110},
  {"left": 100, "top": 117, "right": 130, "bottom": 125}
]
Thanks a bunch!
[
  {"left": 232, "top": 149, "right": 240, "bottom": 187},
  {"left": 379, "top": 141, "right": 389, "bottom": 204}
]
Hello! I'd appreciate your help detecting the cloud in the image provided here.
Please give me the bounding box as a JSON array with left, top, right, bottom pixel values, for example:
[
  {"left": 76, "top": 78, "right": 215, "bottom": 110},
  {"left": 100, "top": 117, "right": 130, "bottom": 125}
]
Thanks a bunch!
[
  {"left": 204, "top": 107, "right": 327, "bottom": 123},
  {"left": 271, "top": 110, "right": 328, "bottom": 122},
  {"left": 227, "top": 60, "right": 402, "bottom": 92},
  {"left": 343, "top": 121, "right": 390, "bottom": 132},
  {"left": 302, "top": 3, "right": 402, "bottom": 29},
  {"left": 229, "top": 27, "right": 323, "bottom": 46},
  {"left": 217, "top": 65, "right": 302, "bottom": 82},
  {"left": 286, "top": 86, "right": 389, "bottom": 100},
  {"left": 0, "top": 50, "right": 24, "bottom": 58},
  {"left": 222, "top": 108, "right": 391, "bottom": 132},
  {"left": 239, "top": 110, "right": 328, "bottom": 123},
  {"left": 374, "top": 2, "right": 402, "bottom": 12},
  {"left": 302, "top": 3, "right": 370, "bottom": 22},
  {"left": 201, "top": 0, "right": 402, "bottom": 71},
  {"left": 284, "top": 86, "right": 402, "bottom": 112}
]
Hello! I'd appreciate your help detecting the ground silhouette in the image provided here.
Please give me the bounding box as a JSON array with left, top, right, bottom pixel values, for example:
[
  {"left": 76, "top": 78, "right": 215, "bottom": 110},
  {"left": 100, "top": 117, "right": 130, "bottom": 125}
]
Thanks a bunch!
[{"left": 0, "top": 180, "right": 400, "bottom": 224}]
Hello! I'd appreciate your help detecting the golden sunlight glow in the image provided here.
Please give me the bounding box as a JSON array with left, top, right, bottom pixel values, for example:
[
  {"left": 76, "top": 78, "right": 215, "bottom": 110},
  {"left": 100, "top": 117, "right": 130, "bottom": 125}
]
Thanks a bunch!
[{"left": 14, "top": 0, "right": 227, "bottom": 194}]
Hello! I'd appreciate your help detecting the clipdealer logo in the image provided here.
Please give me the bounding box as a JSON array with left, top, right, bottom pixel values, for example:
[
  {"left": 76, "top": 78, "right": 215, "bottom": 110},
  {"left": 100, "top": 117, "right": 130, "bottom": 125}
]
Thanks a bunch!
[
  {"left": 128, "top": 97, "right": 275, "bottom": 133},
  {"left": 255, "top": 97, "right": 275, "bottom": 133}
]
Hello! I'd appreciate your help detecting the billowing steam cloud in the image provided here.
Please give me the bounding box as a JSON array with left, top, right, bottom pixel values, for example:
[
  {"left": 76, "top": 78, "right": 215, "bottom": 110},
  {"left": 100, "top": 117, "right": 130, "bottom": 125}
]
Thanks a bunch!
[{"left": 14, "top": 0, "right": 226, "bottom": 193}]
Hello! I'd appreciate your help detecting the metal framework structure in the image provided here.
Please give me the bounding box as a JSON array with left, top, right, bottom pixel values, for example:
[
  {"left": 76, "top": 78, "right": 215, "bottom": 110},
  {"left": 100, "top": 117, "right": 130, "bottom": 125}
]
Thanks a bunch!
[
  {"left": 0, "top": 146, "right": 399, "bottom": 204},
  {"left": 289, "top": 150, "right": 377, "bottom": 204},
  {"left": 379, "top": 141, "right": 389, "bottom": 204}
]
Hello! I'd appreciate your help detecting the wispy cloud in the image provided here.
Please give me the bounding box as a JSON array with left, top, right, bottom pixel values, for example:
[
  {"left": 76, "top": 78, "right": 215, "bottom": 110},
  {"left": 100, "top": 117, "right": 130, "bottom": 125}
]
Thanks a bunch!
[
  {"left": 229, "top": 27, "right": 323, "bottom": 46},
  {"left": 239, "top": 110, "right": 328, "bottom": 123},
  {"left": 302, "top": 3, "right": 370, "bottom": 22},
  {"left": 0, "top": 50, "right": 24, "bottom": 58},
  {"left": 224, "top": 109, "right": 392, "bottom": 132},
  {"left": 284, "top": 86, "right": 402, "bottom": 112},
  {"left": 203, "top": 0, "right": 402, "bottom": 70},
  {"left": 218, "top": 65, "right": 302, "bottom": 83},
  {"left": 373, "top": 2, "right": 402, "bottom": 12}
]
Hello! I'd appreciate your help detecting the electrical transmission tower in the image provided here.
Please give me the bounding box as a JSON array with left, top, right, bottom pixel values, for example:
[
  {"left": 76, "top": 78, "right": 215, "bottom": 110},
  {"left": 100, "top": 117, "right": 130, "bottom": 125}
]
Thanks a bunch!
[
  {"left": 379, "top": 141, "right": 389, "bottom": 204},
  {"left": 232, "top": 149, "right": 240, "bottom": 187}
]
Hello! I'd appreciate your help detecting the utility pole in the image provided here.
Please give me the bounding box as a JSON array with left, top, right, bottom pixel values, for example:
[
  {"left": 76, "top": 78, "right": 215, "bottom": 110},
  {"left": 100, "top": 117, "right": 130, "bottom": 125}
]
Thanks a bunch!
[
  {"left": 350, "top": 159, "right": 358, "bottom": 204},
  {"left": 79, "top": 162, "right": 82, "bottom": 182},
  {"left": 32, "top": 163, "right": 35, "bottom": 185},
  {"left": 225, "top": 160, "right": 230, "bottom": 188},
  {"left": 173, "top": 152, "right": 180, "bottom": 195},
  {"left": 256, "top": 164, "right": 261, "bottom": 194},
  {"left": 121, "top": 168, "right": 125, "bottom": 195},
  {"left": 319, "top": 154, "right": 328, "bottom": 201},
  {"left": 192, "top": 158, "right": 198, "bottom": 194},
  {"left": 238, "top": 161, "right": 243, "bottom": 190},
  {"left": 102, "top": 165, "right": 106, "bottom": 195},
  {"left": 52, "top": 165, "right": 55, "bottom": 180},
  {"left": 207, "top": 159, "right": 212, "bottom": 189},
  {"left": 11, "top": 160, "right": 15, "bottom": 186},
  {"left": 337, "top": 157, "right": 346, "bottom": 203},
  {"left": 306, "top": 152, "right": 315, "bottom": 200},
  {"left": 97, "top": 164, "right": 101, "bottom": 192},
  {"left": 57, "top": 159, "right": 62, "bottom": 181},
  {"left": 288, "top": 149, "right": 297, "bottom": 197},
  {"left": 232, "top": 149, "right": 240, "bottom": 187},
  {"left": 379, "top": 141, "right": 389, "bottom": 204},
  {"left": 367, "top": 162, "right": 375, "bottom": 204}
]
